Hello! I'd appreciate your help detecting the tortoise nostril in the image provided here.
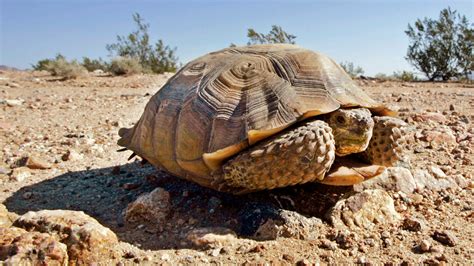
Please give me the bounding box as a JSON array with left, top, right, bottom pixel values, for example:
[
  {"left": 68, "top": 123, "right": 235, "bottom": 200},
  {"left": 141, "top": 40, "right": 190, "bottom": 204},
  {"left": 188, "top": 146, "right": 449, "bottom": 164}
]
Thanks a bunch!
[{"left": 336, "top": 115, "right": 346, "bottom": 124}]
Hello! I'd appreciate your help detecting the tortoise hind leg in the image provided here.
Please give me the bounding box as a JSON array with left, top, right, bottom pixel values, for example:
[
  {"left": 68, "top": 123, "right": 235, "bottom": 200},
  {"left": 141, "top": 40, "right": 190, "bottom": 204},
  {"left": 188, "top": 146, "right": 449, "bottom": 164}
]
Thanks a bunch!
[
  {"left": 212, "top": 120, "right": 336, "bottom": 194},
  {"left": 362, "top": 116, "right": 414, "bottom": 167}
]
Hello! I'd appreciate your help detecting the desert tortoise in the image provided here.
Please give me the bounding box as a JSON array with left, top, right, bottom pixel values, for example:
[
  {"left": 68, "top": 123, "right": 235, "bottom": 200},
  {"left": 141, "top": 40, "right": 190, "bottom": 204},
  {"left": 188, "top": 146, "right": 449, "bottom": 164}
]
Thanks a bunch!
[{"left": 118, "top": 44, "right": 410, "bottom": 194}]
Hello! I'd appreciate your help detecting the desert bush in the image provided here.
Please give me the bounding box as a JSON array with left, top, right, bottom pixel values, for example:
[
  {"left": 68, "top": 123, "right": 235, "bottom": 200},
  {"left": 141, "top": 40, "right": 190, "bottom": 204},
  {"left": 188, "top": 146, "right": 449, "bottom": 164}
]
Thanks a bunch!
[
  {"left": 106, "top": 13, "right": 178, "bottom": 74},
  {"left": 82, "top": 57, "right": 109, "bottom": 72},
  {"left": 392, "top": 70, "right": 419, "bottom": 82},
  {"left": 109, "top": 57, "right": 143, "bottom": 76},
  {"left": 405, "top": 8, "right": 473, "bottom": 81},
  {"left": 374, "top": 73, "right": 394, "bottom": 81},
  {"left": 247, "top": 25, "right": 296, "bottom": 45},
  {"left": 34, "top": 54, "right": 87, "bottom": 79},
  {"left": 340, "top": 61, "right": 365, "bottom": 78}
]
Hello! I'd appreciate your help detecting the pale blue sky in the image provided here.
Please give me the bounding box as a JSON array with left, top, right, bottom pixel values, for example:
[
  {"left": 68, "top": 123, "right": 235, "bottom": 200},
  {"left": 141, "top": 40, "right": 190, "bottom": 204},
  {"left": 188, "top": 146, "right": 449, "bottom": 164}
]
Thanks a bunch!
[{"left": 1, "top": 0, "right": 472, "bottom": 75}]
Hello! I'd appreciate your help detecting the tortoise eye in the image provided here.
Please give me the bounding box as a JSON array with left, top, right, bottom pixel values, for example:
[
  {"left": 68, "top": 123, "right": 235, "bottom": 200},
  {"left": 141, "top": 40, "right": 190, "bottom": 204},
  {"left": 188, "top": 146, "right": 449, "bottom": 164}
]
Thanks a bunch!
[{"left": 336, "top": 115, "right": 346, "bottom": 124}]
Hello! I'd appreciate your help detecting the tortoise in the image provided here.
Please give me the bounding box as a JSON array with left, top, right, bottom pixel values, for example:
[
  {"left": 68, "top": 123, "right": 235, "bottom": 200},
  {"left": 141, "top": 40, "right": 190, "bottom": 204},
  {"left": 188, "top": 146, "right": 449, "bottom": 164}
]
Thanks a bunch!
[{"left": 118, "top": 44, "right": 411, "bottom": 194}]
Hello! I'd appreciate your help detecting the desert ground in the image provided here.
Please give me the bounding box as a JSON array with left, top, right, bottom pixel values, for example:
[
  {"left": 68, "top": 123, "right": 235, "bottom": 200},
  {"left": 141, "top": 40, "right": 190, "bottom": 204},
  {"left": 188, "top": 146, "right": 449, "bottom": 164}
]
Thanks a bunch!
[{"left": 1, "top": 70, "right": 473, "bottom": 264}]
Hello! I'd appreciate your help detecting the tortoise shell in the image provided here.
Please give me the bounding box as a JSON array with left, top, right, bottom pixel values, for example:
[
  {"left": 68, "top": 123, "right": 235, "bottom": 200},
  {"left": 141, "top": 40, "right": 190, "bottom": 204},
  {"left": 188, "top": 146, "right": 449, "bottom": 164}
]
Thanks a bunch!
[{"left": 118, "top": 44, "right": 392, "bottom": 188}]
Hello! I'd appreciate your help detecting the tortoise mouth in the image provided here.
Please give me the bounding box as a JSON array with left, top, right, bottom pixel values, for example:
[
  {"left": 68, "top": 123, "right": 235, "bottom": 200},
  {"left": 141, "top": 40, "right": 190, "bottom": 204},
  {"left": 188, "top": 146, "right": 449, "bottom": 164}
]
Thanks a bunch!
[{"left": 335, "top": 136, "right": 371, "bottom": 156}]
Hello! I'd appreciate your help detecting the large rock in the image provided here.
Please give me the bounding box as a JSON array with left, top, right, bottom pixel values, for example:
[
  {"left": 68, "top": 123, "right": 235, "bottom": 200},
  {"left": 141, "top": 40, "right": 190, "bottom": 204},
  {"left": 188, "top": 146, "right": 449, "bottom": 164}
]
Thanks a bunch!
[
  {"left": 13, "top": 210, "right": 118, "bottom": 265},
  {"left": 413, "top": 168, "right": 467, "bottom": 191},
  {"left": 124, "top": 187, "right": 171, "bottom": 223},
  {"left": 0, "top": 227, "right": 68, "bottom": 265},
  {"left": 354, "top": 167, "right": 416, "bottom": 194},
  {"left": 254, "top": 210, "right": 324, "bottom": 240},
  {"left": 326, "top": 189, "right": 401, "bottom": 229}
]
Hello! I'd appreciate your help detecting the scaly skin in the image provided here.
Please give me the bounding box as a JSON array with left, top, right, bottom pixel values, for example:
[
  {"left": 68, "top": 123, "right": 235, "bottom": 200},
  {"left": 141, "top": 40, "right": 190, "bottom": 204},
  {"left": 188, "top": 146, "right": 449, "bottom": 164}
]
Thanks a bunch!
[
  {"left": 363, "top": 116, "right": 413, "bottom": 167},
  {"left": 213, "top": 120, "right": 336, "bottom": 193}
]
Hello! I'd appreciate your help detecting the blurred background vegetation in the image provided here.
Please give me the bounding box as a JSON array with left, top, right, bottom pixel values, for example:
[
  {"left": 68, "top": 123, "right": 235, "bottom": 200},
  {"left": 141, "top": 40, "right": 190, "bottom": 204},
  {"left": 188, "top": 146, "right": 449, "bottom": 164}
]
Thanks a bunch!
[{"left": 32, "top": 8, "right": 472, "bottom": 82}]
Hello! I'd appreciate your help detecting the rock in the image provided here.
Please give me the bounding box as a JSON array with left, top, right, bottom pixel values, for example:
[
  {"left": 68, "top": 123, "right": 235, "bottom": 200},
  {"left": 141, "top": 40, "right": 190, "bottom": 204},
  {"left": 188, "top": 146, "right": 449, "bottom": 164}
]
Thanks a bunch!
[
  {"left": 0, "top": 227, "right": 68, "bottom": 265},
  {"left": 412, "top": 169, "right": 458, "bottom": 191},
  {"left": 320, "top": 239, "right": 338, "bottom": 250},
  {"left": 186, "top": 227, "right": 239, "bottom": 248},
  {"left": 420, "top": 128, "right": 457, "bottom": 147},
  {"left": 10, "top": 167, "right": 31, "bottom": 182},
  {"left": 326, "top": 189, "right": 401, "bottom": 229},
  {"left": 0, "top": 99, "right": 24, "bottom": 107},
  {"left": 0, "top": 204, "right": 17, "bottom": 228},
  {"left": 354, "top": 167, "right": 416, "bottom": 194},
  {"left": 402, "top": 216, "right": 427, "bottom": 232},
  {"left": 254, "top": 210, "right": 324, "bottom": 240},
  {"left": 61, "top": 149, "right": 83, "bottom": 161},
  {"left": 0, "top": 167, "right": 10, "bottom": 175},
  {"left": 413, "top": 112, "right": 446, "bottom": 123},
  {"left": 419, "top": 239, "right": 431, "bottom": 252},
  {"left": 334, "top": 230, "right": 357, "bottom": 249},
  {"left": 429, "top": 166, "right": 447, "bottom": 179},
  {"left": 18, "top": 155, "right": 52, "bottom": 169},
  {"left": 124, "top": 187, "right": 170, "bottom": 223},
  {"left": 432, "top": 230, "right": 457, "bottom": 247},
  {"left": 13, "top": 210, "right": 119, "bottom": 264},
  {"left": 7, "top": 82, "right": 20, "bottom": 88}
]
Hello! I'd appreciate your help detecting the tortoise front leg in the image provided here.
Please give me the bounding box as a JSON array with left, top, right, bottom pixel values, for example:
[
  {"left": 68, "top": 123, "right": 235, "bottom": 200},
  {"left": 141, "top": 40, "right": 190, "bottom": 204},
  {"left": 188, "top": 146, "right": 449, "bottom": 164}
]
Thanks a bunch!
[
  {"left": 362, "top": 116, "right": 413, "bottom": 167},
  {"left": 212, "top": 120, "right": 336, "bottom": 194}
]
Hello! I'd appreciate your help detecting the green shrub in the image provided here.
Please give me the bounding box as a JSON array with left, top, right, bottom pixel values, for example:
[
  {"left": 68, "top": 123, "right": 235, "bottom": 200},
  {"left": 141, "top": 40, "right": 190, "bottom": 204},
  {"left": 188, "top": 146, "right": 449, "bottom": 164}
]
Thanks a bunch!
[
  {"left": 82, "top": 57, "right": 109, "bottom": 72},
  {"left": 109, "top": 57, "right": 143, "bottom": 76},
  {"left": 405, "top": 8, "right": 473, "bottom": 81},
  {"left": 392, "top": 70, "right": 419, "bottom": 82},
  {"left": 106, "top": 13, "right": 178, "bottom": 74},
  {"left": 339, "top": 61, "right": 364, "bottom": 78}
]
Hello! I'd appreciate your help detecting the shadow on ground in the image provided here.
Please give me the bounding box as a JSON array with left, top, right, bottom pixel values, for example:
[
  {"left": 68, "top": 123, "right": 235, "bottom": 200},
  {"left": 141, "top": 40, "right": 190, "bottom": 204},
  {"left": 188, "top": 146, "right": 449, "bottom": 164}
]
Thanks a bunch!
[{"left": 5, "top": 161, "right": 352, "bottom": 250}]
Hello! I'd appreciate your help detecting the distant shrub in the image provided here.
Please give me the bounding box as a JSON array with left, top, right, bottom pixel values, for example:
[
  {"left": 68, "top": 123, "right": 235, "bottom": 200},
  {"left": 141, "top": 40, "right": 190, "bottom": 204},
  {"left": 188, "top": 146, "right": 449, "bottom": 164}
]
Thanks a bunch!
[
  {"left": 392, "top": 70, "right": 419, "bottom": 82},
  {"left": 340, "top": 61, "right": 364, "bottom": 78},
  {"left": 34, "top": 54, "right": 87, "bottom": 79},
  {"left": 82, "top": 57, "right": 109, "bottom": 72},
  {"left": 106, "top": 13, "right": 178, "bottom": 74},
  {"left": 247, "top": 25, "right": 296, "bottom": 45},
  {"left": 374, "top": 73, "right": 394, "bottom": 81},
  {"left": 109, "top": 57, "right": 143, "bottom": 76}
]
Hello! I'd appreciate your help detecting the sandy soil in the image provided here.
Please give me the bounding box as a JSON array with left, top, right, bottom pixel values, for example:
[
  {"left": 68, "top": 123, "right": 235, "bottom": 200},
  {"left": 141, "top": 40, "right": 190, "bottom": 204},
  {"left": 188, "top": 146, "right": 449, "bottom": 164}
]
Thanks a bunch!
[{"left": 1, "top": 70, "right": 473, "bottom": 264}]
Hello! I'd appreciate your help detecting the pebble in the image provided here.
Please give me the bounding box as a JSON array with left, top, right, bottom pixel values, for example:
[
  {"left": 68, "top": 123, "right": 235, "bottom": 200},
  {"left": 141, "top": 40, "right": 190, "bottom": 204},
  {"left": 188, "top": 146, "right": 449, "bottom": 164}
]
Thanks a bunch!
[
  {"left": 402, "top": 216, "right": 426, "bottom": 232},
  {"left": 21, "top": 155, "right": 52, "bottom": 169},
  {"left": 432, "top": 230, "right": 457, "bottom": 247},
  {"left": 160, "top": 253, "right": 171, "bottom": 261},
  {"left": 430, "top": 245, "right": 445, "bottom": 254},
  {"left": 22, "top": 192, "right": 33, "bottom": 199},
  {"left": 429, "top": 166, "right": 447, "bottom": 179},
  {"left": 420, "top": 239, "right": 431, "bottom": 252},
  {"left": 10, "top": 167, "right": 31, "bottom": 182},
  {"left": 62, "top": 149, "right": 84, "bottom": 161},
  {"left": 296, "top": 259, "right": 311, "bottom": 266},
  {"left": 321, "top": 239, "right": 338, "bottom": 250}
]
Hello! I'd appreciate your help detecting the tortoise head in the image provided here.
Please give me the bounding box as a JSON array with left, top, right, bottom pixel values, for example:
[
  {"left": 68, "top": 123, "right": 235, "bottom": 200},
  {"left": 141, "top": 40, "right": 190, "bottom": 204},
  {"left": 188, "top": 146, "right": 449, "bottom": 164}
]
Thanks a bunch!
[{"left": 326, "top": 108, "right": 374, "bottom": 156}]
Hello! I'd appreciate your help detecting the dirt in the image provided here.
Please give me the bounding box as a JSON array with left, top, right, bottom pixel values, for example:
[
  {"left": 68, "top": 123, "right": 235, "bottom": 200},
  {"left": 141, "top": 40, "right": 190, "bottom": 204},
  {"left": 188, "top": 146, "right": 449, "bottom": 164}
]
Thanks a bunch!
[{"left": 1, "top": 70, "right": 473, "bottom": 264}]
